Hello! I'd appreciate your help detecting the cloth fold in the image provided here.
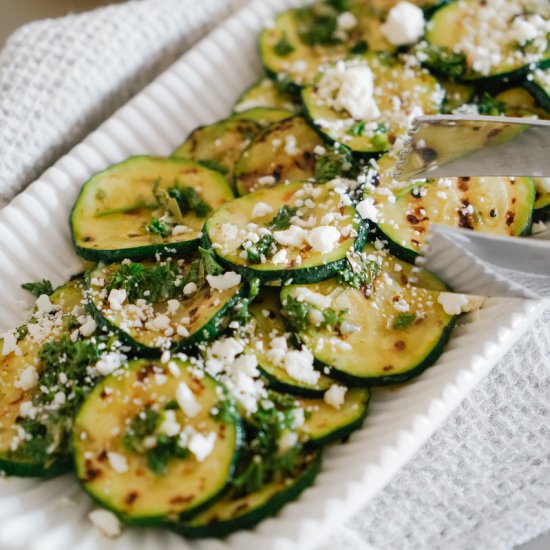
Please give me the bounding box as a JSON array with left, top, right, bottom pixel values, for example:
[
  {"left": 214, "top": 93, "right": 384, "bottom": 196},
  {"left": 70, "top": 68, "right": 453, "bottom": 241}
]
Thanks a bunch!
[{"left": 0, "top": 1, "right": 548, "bottom": 549}]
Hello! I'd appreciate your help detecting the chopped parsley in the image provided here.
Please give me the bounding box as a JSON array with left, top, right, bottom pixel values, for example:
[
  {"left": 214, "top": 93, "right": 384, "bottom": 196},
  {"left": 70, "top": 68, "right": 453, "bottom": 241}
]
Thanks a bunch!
[
  {"left": 241, "top": 234, "right": 275, "bottom": 264},
  {"left": 338, "top": 253, "right": 381, "bottom": 294},
  {"left": 123, "top": 406, "right": 190, "bottom": 476},
  {"left": 349, "top": 121, "right": 366, "bottom": 136},
  {"left": 211, "top": 398, "right": 240, "bottom": 425},
  {"left": 198, "top": 246, "right": 224, "bottom": 276},
  {"left": 268, "top": 205, "right": 299, "bottom": 230},
  {"left": 230, "top": 277, "right": 261, "bottom": 326},
  {"left": 350, "top": 40, "right": 368, "bottom": 54},
  {"left": 146, "top": 217, "right": 172, "bottom": 238},
  {"left": 325, "top": 0, "right": 349, "bottom": 11},
  {"left": 274, "top": 32, "right": 295, "bottom": 56},
  {"left": 476, "top": 92, "right": 506, "bottom": 116},
  {"left": 297, "top": 9, "right": 340, "bottom": 46},
  {"left": 420, "top": 45, "right": 467, "bottom": 79},
  {"left": 393, "top": 313, "right": 417, "bottom": 330},
  {"left": 21, "top": 279, "right": 54, "bottom": 297},
  {"left": 282, "top": 296, "right": 348, "bottom": 331},
  {"left": 314, "top": 148, "right": 352, "bottom": 181},
  {"left": 167, "top": 185, "right": 212, "bottom": 218},
  {"left": 232, "top": 393, "right": 302, "bottom": 495}
]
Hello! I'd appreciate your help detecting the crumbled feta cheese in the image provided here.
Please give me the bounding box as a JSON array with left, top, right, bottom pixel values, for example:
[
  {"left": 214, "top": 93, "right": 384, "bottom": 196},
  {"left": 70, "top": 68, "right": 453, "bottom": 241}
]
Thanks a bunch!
[
  {"left": 188, "top": 431, "right": 217, "bottom": 462},
  {"left": 324, "top": 384, "right": 347, "bottom": 409},
  {"left": 437, "top": 292, "right": 485, "bottom": 316},
  {"left": 2, "top": 331, "right": 19, "bottom": 356},
  {"left": 79, "top": 316, "right": 96, "bottom": 337},
  {"left": 88, "top": 509, "right": 121, "bottom": 538},
  {"left": 272, "top": 249, "right": 289, "bottom": 265},
  {"left": 393, "top": 298, "right": 410, "bottom": 313},
  {"left": 307, "top": 226, "right": 341, "bottom": 254},
  {"left": 284, "top": 135, "right": 300, "bottom": 156},
  {"left": 258, "top": 175, "right": 276, "bottom": 186},
  {"left": 337, "top": 11, "right": 357, "bottom": 32},
  {"left": 206, "top": 271, "right": 241, "bottom": 291},
  {"left": 381, "top": 1, "right": 425, "bottom": 46},
  {"left": 284, "top": 348, "right": 320, "bottom": 385},
  {"left": 317, "top": 63, "right": 380, "bottom": 120},
  {"left": 36, "top": 294, "right": 55, "bottom": 314},
  {"left": 251, "top": 202, "right": 274, "bottom": 219},
  {"left": 294, "top": 288, "right": 332, "bottom": 309},
  {"left": 531, "top": 220, "right": 547, "bottom": 235},
  {"left": 107, "top": 289, "right": 127, "bottom": 311},
  {"left": 176, "top": 381, "right": 202, "bottom": 418},
  {"left": 95, "top": 352, "right": 125, "bottom": 376},
  {"left": 309, "top": 309, "right": 324, "bottom": 326},
  {"left": 158, "top": 410, "right": 181, "bottom": 437},
  {"left": 14, "top": 365, "right": 38, "bottom": 390},
  {"left": 107, "top": 452, "right": 128, "bottom": 473},
  {"left": 273, "top": 225, "right": 308, "bottom": 248},
  {"left": 182, "top": 282, "right": 198, "bottom": 297},
  {"left": 266, "top": 336, "right": 288, "bottom": 367},
  {"left": 314, "top": 145, "right": 327, "bottom": 156},
  {"left": 19, "top": 401, "right": 36, "bottom": 418},
  {"left": 356, "top": 197, "right": 379, "bottom": 222},
  {"left": 147, "top": 314, "right": 171, "bottom": 331},
  {"left": 279, "top": 430, "right": 299, "bottom": 453},
  {"left": 510, "top": 15, "right": 539, "bottom": 45}
]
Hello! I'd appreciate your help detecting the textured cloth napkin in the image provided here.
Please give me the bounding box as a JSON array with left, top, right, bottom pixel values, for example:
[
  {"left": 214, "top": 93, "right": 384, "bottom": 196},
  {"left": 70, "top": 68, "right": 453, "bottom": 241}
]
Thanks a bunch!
[{"left": 0, "top": 1, "right": 549, "bottom": 549}]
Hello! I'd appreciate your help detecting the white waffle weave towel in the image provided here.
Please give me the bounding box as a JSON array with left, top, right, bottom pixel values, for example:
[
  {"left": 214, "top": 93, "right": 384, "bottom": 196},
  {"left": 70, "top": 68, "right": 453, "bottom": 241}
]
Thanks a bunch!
[{"left": 0, "top": 2, "right": 548, "bottom": 549}]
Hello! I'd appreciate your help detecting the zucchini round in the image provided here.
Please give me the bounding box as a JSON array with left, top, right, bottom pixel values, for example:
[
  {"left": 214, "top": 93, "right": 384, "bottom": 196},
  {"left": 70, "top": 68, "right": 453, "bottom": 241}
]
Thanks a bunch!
[
  {"left": 260, "top": 6, "right": 394, "bottom": 88},
  {"left": 230, "top": 107, "right": 295, "bottom": 127},
  {"left": 301, "top": 55, "right": 443, "bottom": 155},
  {"left": 366, "top": 154, "right": 535, "bottom": 262},
  {"left": 496, "top": 87, "right": 550, "bottom": 119},
  {"left": 234, "top": 116, "right": 324, "bottom": 196},
  {"left": 0, "top": 280, "right": 92, "bottom": 477},
  {"left": 233, "top": 78, "right": 299, "bottom": 113},
  {"left": 172, "top": 118, "right": 260, "bottom": 181},
  {"left": 203, "top": 180, "right": 366, "bottom": 283},
  {"left": 280, "top": 255, "right": 456, "bottom": 385},
  {"left": 440, "top": 80, "right": 475, "bottom": 113},
  {"left": 73, "top": 358, "right": 243, "bottom": 525},
  {"left": 247, "top": 288, "right": 334, "bottom": 397},
  {"left": 425, "top": 0, "right": 550, "bottom": 83},
  {"left": 175, "top": 450, "right": 321, "bottom": 538},
  {"left": 534, "top": 187, "right": 550, "bottom": 221},
  {"left": 71, "top": 156, "right": 234, "bottom": 261},
  {"left": 86, "top": 259, "right": 244, "bottom": 355}
]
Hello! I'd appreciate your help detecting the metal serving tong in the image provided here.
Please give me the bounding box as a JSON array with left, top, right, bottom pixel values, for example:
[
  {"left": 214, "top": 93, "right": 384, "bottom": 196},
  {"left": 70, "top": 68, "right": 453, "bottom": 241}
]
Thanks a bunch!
[{"left": 394, "top": 115, "right": 550, "bottom": 278}]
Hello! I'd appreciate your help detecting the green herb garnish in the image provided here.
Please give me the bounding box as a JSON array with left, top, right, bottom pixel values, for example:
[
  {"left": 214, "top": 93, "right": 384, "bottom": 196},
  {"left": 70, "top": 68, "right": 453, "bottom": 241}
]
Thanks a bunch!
[
  {"left": 198, "top": 246, "right": 224, "bottom": 276},
  {"left": 242, "top": 234, "right": 275, "bottom": 264},
  {"left": 393, "top": 313, "right": 417, "bottom": 330},
  {"left": 476, "top": 92, "right": 506, "bottom": 116},
  {"left": 282, "top": 296, "right": 348, "bottom": 331},
  {"left": 274, "top": 32, "right": 295, "bottom": 56},
  {"left": 420, "top": 45, "right": 467, "bottom": 79},
  {"left": 21, "top": 279, "right": 54, "bottom": 297},
  {"left": 197, "top": 159, "right": 229, "bottom": 175},
  {"left": 337, "top": 254, "right": 381, "bottom": 294},
  {"left": 167, "top": 185, "right": 212, "bottom": 218},
  {"left": 269, "top": 205, "right": 299, "bottom": 230},
  {"left": 146, "top": 217, "right": 172, "bottom": 238}
]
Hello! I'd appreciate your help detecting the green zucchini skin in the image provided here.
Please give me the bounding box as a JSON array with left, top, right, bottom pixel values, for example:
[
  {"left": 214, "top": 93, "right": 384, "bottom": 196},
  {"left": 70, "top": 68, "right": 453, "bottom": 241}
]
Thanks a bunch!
[
  {"left": 230, "top": 107, "right": 296, "bottom": 127},
  {"left": 524, "top": 69, "right": 550, "bottom": 113},
  {"left": 70, "top": 156, "right": 234, "bottom": 261},
  {"left": 258, "top": 366, "right": 329, "bottom": 398},
  {"left": 534, "top": 191, "right": 550, "bottom": 222},
  {"left": 315, "top": 316, "right": 458, "bottom": 387},
  {"left": 85, "top": 264, "right": 246, "bottom": 356},
  {"left": 73, "top": 358, "right": 244, "bottom": 527},
  {"left": 202, "top": 221, "right": 368, "bottom": 284},
  {"left": 173, "top": 451, "right": 322, "bottom": 538},
  {"left": 0, "top": 454, "right": 72, "bottom": 479}
]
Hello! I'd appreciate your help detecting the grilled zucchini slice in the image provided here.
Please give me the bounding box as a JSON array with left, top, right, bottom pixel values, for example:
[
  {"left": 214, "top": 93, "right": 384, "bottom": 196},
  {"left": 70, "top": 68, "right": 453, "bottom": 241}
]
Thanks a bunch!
[
  {"left": 86, "top": 258, "right": 244, "bottom": 355},
  {"left": 203, "top": 180, "right": 365, "bottom": 283},
  {"left": 260, "top": 5, "right": 394, "bottom": 87},
  {"left": 231, "top": 107, "right": 294, "bottom": 127},
  {"left": 71, "top": 156, "right": 233, "bottom": 261},
  {"left": 247, "top": 288, "right": 333, "bottom": 397},
  {"left": 280, "top": 247, "right": 456, "bottom": 385},
  {"left": 301, "top": 55, "right": 443, "bottom": 155},
  {"left": 172, "top": 118, "right": 261, "bottom": 181},
  {"left": 366, "top": 154, "right": 535, "bottom": 262},
  {"left": 0, "top": 280, "right": 94, "bottom": 477},
  {"left": 175, "top": 450, "right": 321, "bottom": 538},
  {"left": 73, "top": 358, "right": 242, "bottom": 525},
  {"left": 233, "top": 78, "right": 299, "bottom": 113},
  {"left": 424, "top": 0, "right": 550, "bottom": 83},
  {"left": 234, "top": 116, "right": 324, "bottom": 196}
]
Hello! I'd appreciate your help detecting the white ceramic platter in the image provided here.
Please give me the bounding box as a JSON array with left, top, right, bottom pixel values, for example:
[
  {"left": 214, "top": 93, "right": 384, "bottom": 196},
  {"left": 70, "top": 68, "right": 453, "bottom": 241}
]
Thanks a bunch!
[{"left": 0, "top": 0, "right": 544, "bottom": 548}]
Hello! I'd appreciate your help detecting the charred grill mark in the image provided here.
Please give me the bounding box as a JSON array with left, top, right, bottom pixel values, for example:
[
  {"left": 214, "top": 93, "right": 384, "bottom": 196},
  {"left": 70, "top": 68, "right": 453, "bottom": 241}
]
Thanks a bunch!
[
  {"left": 505, "top": 210, "right": 515, "bottom": 226},
  {"left": 169, "top": 494, "right": 194, "bottom": 505},
  {"left": 136, "top": 363, "right": 156, "bottom": 382},
  {"left": 84, "top": 460, "right": 101, "bottom": 482},
  {"left": 489, "top": 208, "right": 497, "bottom": 217},
  {"left": 97, "top": 450, "right": 108, "bottom": 462},
  {"left": 83, "top": 236, "right": 94, "bottom": 242},
  {"left": 394, "top": 341, "right": 406, "bottom": 351},
  {"left": 125, "top": 491, "right": 139, "bottom": 505},
  {"left": 458, "top": 200, "right": 475, "bottom": 230},
  {"left": 458, "top": 177, "right": 470, "bottom": 191},
  {"left": 383, "top": 365, "right": 393, "bottom": 372}
]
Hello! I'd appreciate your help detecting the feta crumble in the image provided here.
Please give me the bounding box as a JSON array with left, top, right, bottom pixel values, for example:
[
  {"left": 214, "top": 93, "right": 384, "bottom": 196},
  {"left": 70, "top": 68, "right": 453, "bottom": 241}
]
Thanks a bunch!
[
  {"left": 324, "top": 384, "right": 347, "bottom": 409},
  {"left": 176, "top": 381, "right": 202, "bottom": 418},
  {"left": 381, "top": 2, "right": 425, "bottom": 46},
  {"left": 206, "top": 271, "right": 241, "bottom": 291}
]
